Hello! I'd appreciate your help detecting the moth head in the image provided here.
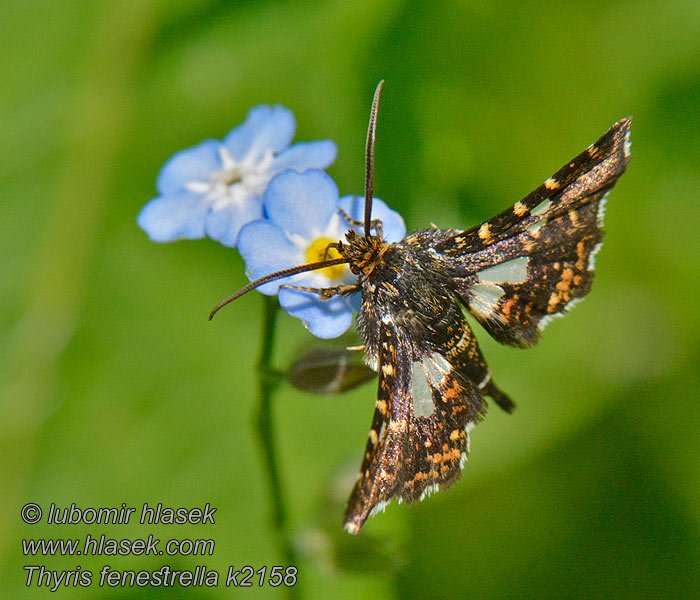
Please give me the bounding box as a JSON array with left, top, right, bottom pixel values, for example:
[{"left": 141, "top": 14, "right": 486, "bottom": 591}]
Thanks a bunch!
[{"left": 343, "top": 230, "right": 385, "bottom": 276}]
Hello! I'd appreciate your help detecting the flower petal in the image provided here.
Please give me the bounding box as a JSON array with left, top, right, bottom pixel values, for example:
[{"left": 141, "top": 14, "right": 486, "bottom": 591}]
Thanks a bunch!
[
  {"left": 278, "top": 288, "right": 354, "bottom": 339},
  {"left": 338, "top": 195, "right": 407, "bottom": 243},
  {"left": 346, "top": 290, "right": 362, "bottom": 313},
  {"left": 264, "top": 170, "right": 339, "bottom": 238},
  {"left": 223, "top": 105, "right": 295, "bottom": 162},
  {"left": 271, "top": 140, "right": 337, "bottom": 173},
  {"left": 137, "top": 190, "right": 209, "bottom": 242},
  {"left": 237, "top": 220, "right": 304, "bottom": 295},
  {"left": 205, "top": 196, "right": 265, "bottom": 248},
  {"left": 156, "top": 139, "right": 222, "bottom": 195}
]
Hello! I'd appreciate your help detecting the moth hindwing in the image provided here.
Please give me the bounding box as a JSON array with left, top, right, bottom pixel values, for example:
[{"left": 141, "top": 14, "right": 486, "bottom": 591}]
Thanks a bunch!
[{"left": 340, "top": 116, "right": 631, "bottom": 534}]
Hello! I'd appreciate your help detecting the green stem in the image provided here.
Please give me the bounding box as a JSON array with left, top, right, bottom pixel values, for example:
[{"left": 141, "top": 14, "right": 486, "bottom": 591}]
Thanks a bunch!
[{"left": 254, "top": 295, "right": 300, "bottom": 596}]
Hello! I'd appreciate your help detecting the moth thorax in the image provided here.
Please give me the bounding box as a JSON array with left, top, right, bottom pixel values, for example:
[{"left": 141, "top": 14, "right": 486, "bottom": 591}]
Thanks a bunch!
[{"left": 343, "top": 231, "right": 387, "bottom": 276}]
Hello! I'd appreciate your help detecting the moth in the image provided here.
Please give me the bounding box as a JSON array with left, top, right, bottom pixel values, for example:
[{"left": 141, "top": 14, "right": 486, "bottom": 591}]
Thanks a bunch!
[{"left": 210, "top": 81, "right": 632, "bottom": 534}]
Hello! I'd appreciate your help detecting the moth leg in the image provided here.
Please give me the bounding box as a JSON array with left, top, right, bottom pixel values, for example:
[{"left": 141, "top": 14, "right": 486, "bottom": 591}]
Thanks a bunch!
[
  {"left": 322, "top": 241, "right": 343, "bottom": 260},
  {"left": 338, "top": 208, "right": 383, "bottom": 237},
  {"left": 374, "top": 221, "right": 383, "bottom": 239},
  {"left": 279, "top": 283, "right": 359, "bottom": 300},
  {"left": 338, "top": 208, "right": 364, "bottom": 227}
]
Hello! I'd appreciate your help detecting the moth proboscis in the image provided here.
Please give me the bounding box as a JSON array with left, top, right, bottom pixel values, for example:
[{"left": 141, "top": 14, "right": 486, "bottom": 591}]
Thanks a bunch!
[{"left": 210, "top": 80, "right": 631, "bottom": 534}]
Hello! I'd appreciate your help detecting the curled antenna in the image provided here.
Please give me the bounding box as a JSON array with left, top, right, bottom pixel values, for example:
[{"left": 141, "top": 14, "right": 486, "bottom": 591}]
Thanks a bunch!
[
  {"left": 209, "top": 257, "right": 349, "bottom": 320},
  {"left": 363, "top": 80, "right": 384, "bottom": 237}
]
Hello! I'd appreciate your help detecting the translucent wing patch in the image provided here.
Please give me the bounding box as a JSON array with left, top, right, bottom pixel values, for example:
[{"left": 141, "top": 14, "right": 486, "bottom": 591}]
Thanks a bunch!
[
  {"left": 343, "top": 323, "right": 485, "bottom": 534},
  {"left": 457, "top": 193, "right": 607, "bottom": 346}
]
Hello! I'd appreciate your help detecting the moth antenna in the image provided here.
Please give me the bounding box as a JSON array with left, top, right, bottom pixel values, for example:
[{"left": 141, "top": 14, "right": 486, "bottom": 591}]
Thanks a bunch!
[
  {"left": 364, "top": 79, "right": 384, "bottom": 237},
  {"left": 209, "top": 257, "right": 350, "bottom": 321}
]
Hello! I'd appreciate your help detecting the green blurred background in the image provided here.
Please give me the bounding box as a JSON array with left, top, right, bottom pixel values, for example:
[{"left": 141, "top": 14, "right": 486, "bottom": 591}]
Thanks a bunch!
[{"left": 2, "top": 0, "right": 700, "bottom": 597}]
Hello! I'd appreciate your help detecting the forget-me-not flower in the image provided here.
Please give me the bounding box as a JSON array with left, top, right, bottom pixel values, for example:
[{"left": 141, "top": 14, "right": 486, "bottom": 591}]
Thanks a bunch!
[
  {"left": 138, "top": 105, "right": 337, "bottom": 247},
  {"left": 237, "top": 169, "right": 406, "bottom": 339}
]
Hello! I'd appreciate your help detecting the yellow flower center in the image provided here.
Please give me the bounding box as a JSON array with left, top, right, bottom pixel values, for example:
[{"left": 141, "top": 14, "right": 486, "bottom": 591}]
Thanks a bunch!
[{"left": 305, "top": 237, "right": 347, "bottom": 280}]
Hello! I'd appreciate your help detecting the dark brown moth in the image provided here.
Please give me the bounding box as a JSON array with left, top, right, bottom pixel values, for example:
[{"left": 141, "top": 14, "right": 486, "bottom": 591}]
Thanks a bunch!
[{"left": 210, "top": 81, "right": 632, "bottom": 534}]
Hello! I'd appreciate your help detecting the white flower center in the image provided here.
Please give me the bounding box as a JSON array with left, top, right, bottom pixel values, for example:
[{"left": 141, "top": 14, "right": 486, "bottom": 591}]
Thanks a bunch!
[{"left": 184, "top": 147, "right": 276, "bottom": 211}]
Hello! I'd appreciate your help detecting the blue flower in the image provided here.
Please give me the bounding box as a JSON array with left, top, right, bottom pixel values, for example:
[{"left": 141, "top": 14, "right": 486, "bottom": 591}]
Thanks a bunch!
[
  {"left": 238, "top": 170, "right": 406, "bottom": 339},
  {"left": 138, "top": 105, "right": 337, "bottom": 247}
]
